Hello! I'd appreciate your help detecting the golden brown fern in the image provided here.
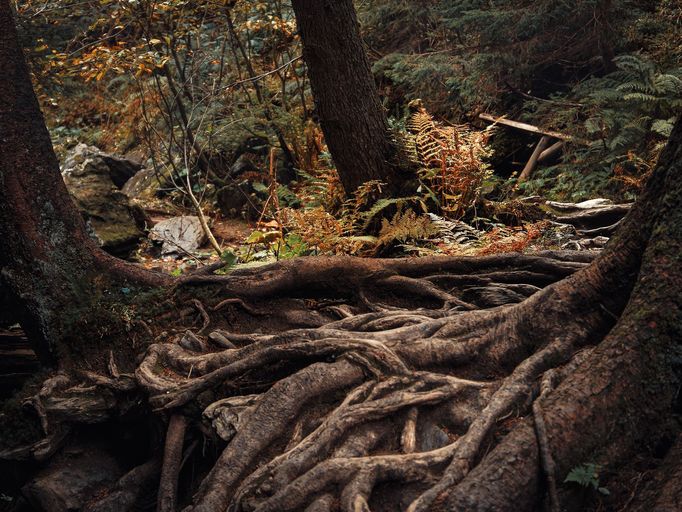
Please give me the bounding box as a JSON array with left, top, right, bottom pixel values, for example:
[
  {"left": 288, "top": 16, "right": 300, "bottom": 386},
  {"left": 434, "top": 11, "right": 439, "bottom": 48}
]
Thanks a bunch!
[
  {"left": 405, "top": 105, "right": 494, "bottom": 219},
  {"left": 377, "top": 209, "right": 437, "bottom": 246}
]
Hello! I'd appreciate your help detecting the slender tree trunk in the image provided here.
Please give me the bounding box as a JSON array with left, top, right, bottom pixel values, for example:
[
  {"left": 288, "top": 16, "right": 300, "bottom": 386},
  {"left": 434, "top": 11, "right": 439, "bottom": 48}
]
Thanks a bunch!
[{"left": 291, "top": 0, "right": 411, "bottom": 196}]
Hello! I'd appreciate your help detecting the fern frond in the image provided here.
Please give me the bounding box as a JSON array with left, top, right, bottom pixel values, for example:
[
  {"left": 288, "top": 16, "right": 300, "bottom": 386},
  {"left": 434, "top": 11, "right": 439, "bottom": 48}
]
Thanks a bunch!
[
  {"left": 360, "top": 196, "right": 417, "bottom": 231},
  {"left": 402, "top": 105, "right": 493, "bottom": 219},
  {"left": 378, "top": 209, "right": 437, "bottom": 246}
]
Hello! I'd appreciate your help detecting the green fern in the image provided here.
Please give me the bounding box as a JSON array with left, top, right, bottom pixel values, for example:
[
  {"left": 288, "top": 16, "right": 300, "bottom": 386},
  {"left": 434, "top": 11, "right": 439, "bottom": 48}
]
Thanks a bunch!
[{"left": 358, "top": 197, "right": 417, "bottom": 232}]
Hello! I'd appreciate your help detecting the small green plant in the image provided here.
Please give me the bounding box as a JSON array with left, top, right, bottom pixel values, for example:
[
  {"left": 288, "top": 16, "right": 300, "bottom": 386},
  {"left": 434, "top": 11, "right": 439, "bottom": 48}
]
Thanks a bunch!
[
  {"left": 278, "top": 233, "right": 310, "bottom": 259},
  {"left": 220, "top": 249, "right": 239, "bottom": 268},
  {"left": 564, "top": 463, "right": 610, "bottom": 496}
]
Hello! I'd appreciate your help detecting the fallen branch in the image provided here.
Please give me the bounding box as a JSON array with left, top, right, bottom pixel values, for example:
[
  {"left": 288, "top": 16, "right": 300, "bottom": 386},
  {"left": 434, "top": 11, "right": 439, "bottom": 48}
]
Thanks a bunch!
[
  {"left": 479, "top": 113, "right": 584, "bottom": 143},
  {"left": 519, "top": 135, "right": 551, "bottom": 182},
  {"left": 538, "top": 140, "right": 564, "bottom": 163}
]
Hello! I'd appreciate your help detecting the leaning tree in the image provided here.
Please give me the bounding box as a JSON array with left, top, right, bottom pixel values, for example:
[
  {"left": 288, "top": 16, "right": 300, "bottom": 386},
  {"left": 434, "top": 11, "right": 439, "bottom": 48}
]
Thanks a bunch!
[{"left": 1, "top": 1, "right": 681, "bottom": 512}]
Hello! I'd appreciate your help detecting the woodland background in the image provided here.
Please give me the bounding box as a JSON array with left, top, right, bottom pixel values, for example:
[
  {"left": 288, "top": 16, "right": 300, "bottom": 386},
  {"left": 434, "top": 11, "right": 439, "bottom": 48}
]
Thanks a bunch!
[{"left": 12, "top": 0, "right": 682, "bottom": 269}]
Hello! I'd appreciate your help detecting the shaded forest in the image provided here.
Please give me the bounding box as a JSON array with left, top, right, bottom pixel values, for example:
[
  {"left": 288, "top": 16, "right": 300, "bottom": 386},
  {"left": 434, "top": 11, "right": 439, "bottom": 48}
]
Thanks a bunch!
[{"left": 0, "top": 1, "right": 680, "bottom": 511}]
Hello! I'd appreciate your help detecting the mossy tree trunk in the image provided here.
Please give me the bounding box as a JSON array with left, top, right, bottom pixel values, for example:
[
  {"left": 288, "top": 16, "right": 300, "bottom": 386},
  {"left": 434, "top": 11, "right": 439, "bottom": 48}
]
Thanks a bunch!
[{"left": 0, "top": 0, "right": 168, "bottom": 364}]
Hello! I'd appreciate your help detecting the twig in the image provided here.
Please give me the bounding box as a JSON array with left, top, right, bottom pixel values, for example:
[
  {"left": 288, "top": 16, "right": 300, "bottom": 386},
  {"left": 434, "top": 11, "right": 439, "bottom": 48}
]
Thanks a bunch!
[{"left": 217, "top": 55, "right": 302, "bottom": 92}]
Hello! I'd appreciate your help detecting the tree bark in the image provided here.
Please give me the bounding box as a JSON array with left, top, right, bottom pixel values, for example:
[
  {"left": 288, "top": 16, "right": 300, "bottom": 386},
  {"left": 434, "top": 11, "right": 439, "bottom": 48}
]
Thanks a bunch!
[
  {"left": 290, "top": 0, "right": 412, "bottom": 196},
  {"left": 0, "top": 0, "right": 168, "bottom": 363}
]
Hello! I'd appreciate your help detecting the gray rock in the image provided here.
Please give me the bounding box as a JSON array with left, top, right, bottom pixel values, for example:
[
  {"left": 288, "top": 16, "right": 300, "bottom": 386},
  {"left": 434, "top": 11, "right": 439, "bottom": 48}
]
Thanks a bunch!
[
  {"left": 149, "top": 216, "right": 206, "bottom": 255},
  {"left": 417, "top": 421, "right": 450, "bottom": 452},
  {"left": 63, "top": 143, "right": 142, "bottom": 189},
  {"left": 22, "top": 441, "right": 124, "bottom": 512},
  {"left": 61, "top": 144, "right": 144, "bottom": 257},
  {"left": 121, "top": 168, "right": 159, "bottom": 199}
]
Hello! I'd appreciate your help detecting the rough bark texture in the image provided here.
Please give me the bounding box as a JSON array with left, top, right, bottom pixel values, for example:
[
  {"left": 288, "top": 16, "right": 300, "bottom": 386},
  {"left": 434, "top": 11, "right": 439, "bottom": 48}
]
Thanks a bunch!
[
  {"left": 0, "top": 0, "right": 168, "bottom": 362},
  {"left": 4, "top": 119, "right": 669, "bottom": 512},
  {"left": 290, "top": 0, "right": 411, "bottom": 196}
]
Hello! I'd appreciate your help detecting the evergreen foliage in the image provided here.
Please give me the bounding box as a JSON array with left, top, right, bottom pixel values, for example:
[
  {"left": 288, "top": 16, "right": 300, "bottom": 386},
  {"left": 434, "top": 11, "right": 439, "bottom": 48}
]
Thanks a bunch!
[
  {"left": 359, "top": 0, "right": 681, "bottom": 200},
  {"left": 12, "top": 0, "right": 681, "bottom": 258}
]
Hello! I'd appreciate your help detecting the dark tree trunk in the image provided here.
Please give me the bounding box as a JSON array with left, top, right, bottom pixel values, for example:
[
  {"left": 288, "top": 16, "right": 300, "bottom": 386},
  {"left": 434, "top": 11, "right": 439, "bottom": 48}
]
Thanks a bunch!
[
  {"left": 0, "top": 1, "right": 167, "bottom": 363},
  {"left": 291, "top": 0, "right": 411, "bottom": 196}
]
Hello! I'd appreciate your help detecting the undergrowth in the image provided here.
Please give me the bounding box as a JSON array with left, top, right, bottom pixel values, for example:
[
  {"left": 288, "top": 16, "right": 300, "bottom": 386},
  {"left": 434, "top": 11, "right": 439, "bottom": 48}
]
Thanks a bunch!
[{"left": 232, "top": 105, "right": 557, "bottom": 263}]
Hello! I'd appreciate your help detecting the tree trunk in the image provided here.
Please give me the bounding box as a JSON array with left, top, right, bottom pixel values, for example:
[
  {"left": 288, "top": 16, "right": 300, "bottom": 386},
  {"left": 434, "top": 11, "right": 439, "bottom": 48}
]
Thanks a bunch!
[
  {"left": 0, "top": 1, "right": 168, "bottom": 363},
  {"left": 290, "top": 0, "right": 411, "bottom": 196}
]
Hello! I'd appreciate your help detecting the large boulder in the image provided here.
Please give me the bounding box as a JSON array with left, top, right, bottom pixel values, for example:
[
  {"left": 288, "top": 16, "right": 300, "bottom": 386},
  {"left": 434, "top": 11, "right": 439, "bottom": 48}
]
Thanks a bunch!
[
  {"left": 61, "top": 144, "right": 144, "bottom": 257},
  {"left": 149, "top": 216, "right": 206, "bottom": 255},
  {"left": 63, "top": 143, "right": 142, "bottom": 188},
  {"left": 22, "top": 441, "right": 124, "bottom": 512}
]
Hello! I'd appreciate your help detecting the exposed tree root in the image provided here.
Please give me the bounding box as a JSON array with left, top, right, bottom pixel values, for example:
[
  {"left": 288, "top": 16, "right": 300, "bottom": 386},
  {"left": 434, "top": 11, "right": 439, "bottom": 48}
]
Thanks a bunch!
[
  {"left": 4, "top": 148, "right": 682, "bottom": 512},
  {"left": 158, "top": 414, "right": 188, "bottom": 512},
  {"left": 2, "top": 237, "right": 678, "bottom": 512},
  {"left": 108, "top": 242, "right": 648, "bottom": 511},
  {"left": 532, "top": 371, "right": 560, "bottom": 512},
  {"left": 2, "top": 2, "right": 681, "bottom": 507}
]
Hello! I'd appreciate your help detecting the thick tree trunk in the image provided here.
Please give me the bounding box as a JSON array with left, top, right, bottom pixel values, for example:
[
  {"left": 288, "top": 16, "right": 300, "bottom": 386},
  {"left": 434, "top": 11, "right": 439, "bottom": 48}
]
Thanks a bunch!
[
  {"left": 0, "top": 1, "right": 168, "bottom": 363},
  {"left": 439, "top": 118, "right": 682, "bottom": 511},
  {"left": 291, "top": 0, "right": 411, "bottom": 196}
]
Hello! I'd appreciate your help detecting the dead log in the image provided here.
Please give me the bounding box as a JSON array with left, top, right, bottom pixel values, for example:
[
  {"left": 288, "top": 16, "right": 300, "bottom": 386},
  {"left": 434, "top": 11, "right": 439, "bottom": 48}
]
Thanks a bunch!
[
  {"left": 538, "top": 140, "right": 564, "bottom": 163},
  {"left": 518, "top": 135, "right": 551, "bottom": 182}
]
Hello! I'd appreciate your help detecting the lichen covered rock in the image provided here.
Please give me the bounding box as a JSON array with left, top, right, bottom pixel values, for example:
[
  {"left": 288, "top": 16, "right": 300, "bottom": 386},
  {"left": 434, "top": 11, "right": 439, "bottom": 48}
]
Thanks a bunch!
[
  {"left": 61, "top": 144, "right": 144, "bottom": 257},
  {"left": 149, "top": 216, "right": 206, "bottom": 255}
]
